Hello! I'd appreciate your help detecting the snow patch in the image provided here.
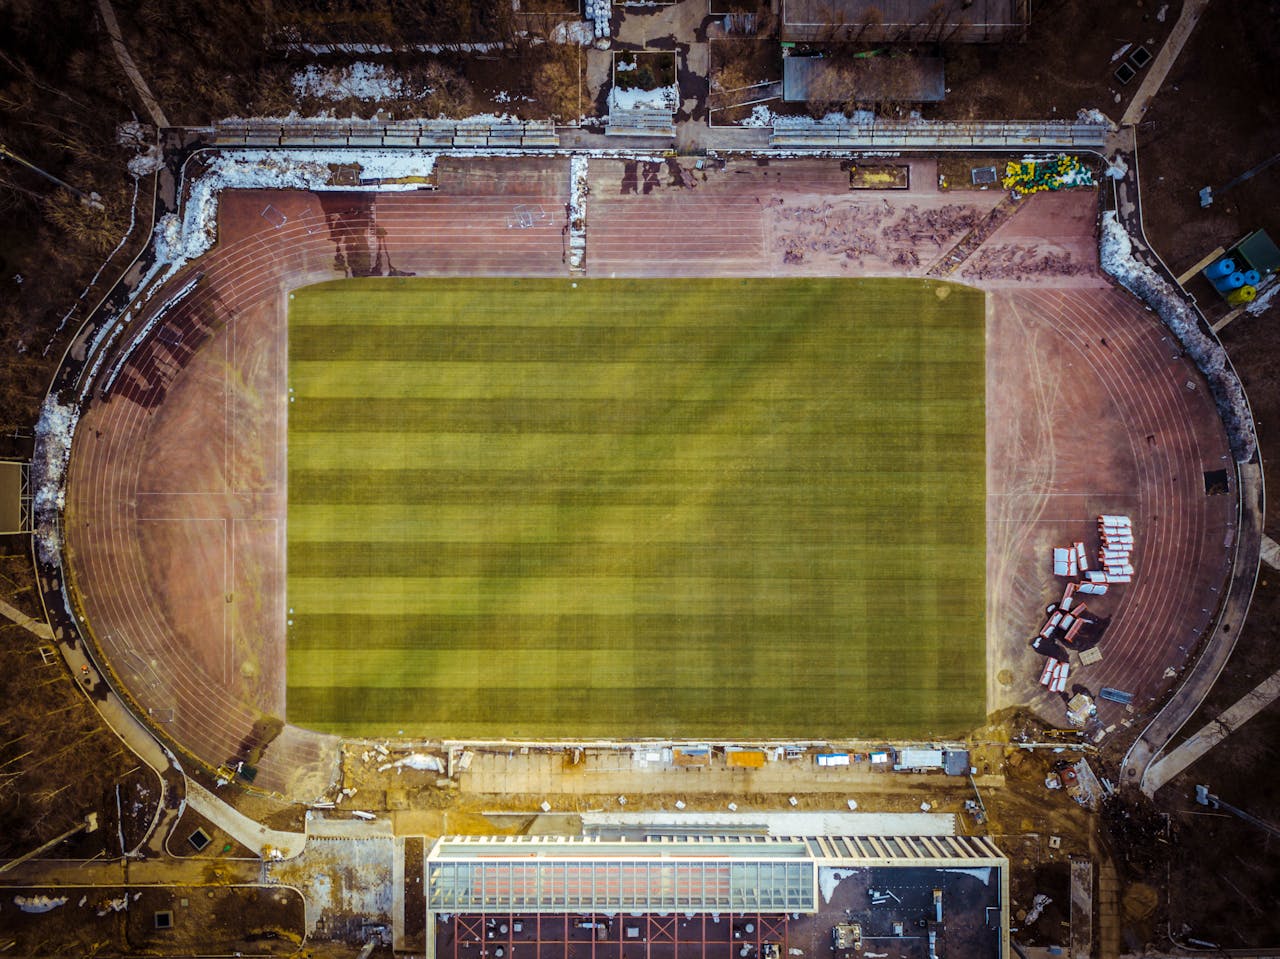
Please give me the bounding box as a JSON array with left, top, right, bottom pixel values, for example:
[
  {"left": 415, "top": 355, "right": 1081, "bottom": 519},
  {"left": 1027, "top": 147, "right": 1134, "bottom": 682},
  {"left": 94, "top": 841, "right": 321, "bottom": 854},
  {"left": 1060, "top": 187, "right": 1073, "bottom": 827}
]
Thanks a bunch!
[
  {"left": 1104, "top": 155, "right": 1129, "bottom": 180},
  {"left": 552, "top": 19, "right": 595, "bottom": 44},
  {"left": 609, "top": 84, "right": 678, "bottom": 113},
  {"left": 378, "top": 753, "right": 443, "bottom": 773},
  {"left": 1100, "top": 211, "right": 1256, "bottom": 462},
  {"left": 15, "top": 895, "right": 68, "bottom": 913},
  {"left": 157, "top": 149, "right": 439, "bottom": 271},
  {"left": 116, "top": 120, "right": 149, "bottom": 148},
  {"left": 1246, "top": 280, "right": 1279, "bottom": 316},
  {"left": 741, "top": 105, "right": 777, "bottom": 128},
  {"left": 568, "top": 155, "right": 589, "bottom": 269},
  {"left": 128, "top": 146, "right": 164, "bottom": 178},
  {"left": 292, "top": 62, "right": 413, "bottom": 100},
  {"left": 940, "top": 867, "right": 992, "bottom": 885},
  {"left": 32, "top": 396, "right": 81, "bottom": 565},
  {"left": 818, "top": 867, "right": 857, "bottom": 905},
  {"left": 96, "top": 895, "right": 129, "bottom": 916},
  {"left": 773, "top": 109, "right": 876, "bottom": 128}
]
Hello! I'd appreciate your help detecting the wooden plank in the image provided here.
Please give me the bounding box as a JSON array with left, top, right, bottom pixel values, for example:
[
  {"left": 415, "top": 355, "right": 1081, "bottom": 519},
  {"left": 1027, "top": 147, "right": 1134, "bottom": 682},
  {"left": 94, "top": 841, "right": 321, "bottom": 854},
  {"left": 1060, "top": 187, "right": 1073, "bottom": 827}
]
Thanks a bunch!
[{"left": 1177, "top": 245, "right": 1226, "bottom": 285}]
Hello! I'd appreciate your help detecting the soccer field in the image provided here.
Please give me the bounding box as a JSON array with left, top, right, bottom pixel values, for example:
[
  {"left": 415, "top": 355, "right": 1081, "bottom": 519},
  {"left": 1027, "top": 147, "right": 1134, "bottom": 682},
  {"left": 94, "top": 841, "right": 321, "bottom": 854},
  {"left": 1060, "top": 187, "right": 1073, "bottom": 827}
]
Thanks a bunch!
[{"left": 286, "top": 277, "right": 986, "bottom": 739}]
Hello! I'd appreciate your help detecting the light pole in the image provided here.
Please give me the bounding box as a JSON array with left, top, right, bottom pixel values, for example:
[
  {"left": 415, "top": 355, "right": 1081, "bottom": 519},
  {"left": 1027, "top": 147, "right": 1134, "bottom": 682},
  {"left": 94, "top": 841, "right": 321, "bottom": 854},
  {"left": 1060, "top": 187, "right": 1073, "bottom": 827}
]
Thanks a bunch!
[{"left": 0, "top": 142, "right": 105, "bottom": 211}]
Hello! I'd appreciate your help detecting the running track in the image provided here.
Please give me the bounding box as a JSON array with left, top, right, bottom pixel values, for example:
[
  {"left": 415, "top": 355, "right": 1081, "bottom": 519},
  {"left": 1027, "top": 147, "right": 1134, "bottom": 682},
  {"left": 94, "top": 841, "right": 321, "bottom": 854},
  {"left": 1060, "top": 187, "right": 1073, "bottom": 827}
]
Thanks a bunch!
[{"left": 61, "top": 157, "right": 1234, "bottom": 798}]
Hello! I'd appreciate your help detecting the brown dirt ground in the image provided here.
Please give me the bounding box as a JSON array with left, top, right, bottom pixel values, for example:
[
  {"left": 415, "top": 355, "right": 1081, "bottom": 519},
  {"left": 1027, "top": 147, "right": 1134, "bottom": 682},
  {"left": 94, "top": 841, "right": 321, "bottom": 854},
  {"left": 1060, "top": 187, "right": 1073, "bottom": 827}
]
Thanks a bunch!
[
  {"left": 933, "top": 0, "right": 1185, "bottom": 122},
  {"left": 1136, "top": 0, "right": 1280, "bottom": 286},
  {"left": 1124, "top": 1, "right": 1280, "bottom": 947},
  {"left": 0, "top": 883, "right": 304, "bottom": 957}
]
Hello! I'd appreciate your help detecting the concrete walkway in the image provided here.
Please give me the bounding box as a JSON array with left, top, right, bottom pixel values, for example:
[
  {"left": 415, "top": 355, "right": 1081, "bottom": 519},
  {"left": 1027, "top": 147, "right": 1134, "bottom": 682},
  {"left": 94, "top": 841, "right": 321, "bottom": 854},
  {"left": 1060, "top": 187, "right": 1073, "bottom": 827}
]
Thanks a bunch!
[
  {"left": 1260, "top": 534, "right": 1280, "bottom": 570},
  {"left": 1144, "top": 664, "right": 1280, "bottom": 793},
  {"left": 45, "top": 595, "right": 181, "bottom": 856},
  {"left": 0, "top": 597, "right": 54, "bottom": 640},
  {"left": 1122, "top": 462, "right": 1265, "bottom": 795},
  {"left": 1120, "top": 0, "right": 1211, "bottom": 127},
  {"left": 185, "top": 779, "right": 306, "bottom": 859},
  {"left": 96, "top": 0, "right": 169, "bottom": 128}
]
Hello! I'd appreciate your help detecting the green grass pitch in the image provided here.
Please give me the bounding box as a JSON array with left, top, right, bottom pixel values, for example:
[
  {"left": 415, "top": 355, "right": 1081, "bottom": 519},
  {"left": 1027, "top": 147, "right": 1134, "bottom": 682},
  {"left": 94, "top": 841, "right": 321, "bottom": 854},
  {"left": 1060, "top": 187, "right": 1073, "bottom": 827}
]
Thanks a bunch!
[{"left": 286, "top": 277, "right": 986, "bottom": 739}]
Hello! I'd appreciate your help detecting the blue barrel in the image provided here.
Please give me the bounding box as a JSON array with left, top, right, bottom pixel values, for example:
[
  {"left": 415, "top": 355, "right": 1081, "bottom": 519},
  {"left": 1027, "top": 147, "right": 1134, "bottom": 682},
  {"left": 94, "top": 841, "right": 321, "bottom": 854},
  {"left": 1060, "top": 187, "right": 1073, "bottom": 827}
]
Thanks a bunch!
[
  {"left": 1213, "top": 270, "right": 1247, "bottom": 292},
  {"left": 1205, "top": 257, "right": 1236, "bottom": 280},
  {"left": 1243, "top": 269, "right": 1262, "bottom": 286}
]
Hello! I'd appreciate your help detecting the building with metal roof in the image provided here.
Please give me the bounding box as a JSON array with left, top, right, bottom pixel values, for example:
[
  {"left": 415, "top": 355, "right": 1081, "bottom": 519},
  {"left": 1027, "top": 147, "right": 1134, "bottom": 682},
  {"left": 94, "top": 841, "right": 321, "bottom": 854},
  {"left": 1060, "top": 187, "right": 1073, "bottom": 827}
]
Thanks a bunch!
[
  {"left": 782, "top": 56, "right": 946, "bottom": 104},
  {"left": 425, "top": 833, "right": 1009, "bottom": 958},
  {"left": 780, "top": 0, "right": 1028, "bottom": 43}
]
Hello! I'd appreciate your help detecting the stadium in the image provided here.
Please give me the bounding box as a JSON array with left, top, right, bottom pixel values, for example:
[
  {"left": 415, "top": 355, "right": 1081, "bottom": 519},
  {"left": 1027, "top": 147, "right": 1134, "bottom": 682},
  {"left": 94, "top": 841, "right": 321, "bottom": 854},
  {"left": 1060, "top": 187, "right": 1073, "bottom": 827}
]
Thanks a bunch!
[{"left": 38, "top": 151, "right": 1239, "bottom": 802}]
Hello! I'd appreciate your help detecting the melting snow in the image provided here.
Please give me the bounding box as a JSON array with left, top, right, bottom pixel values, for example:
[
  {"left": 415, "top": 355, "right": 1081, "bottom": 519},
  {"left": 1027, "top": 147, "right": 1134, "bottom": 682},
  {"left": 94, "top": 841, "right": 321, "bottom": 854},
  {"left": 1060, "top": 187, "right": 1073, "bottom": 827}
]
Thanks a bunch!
[
  {"left": 940, "top": 867, "right": 992, "bottom": 885},
  {"left": 156, "top": 149, "right": 438, "bottom": 270},
  {"left": 609, "top": 85, "right": 678, "bottom": 112},
  {"left": 32, "top": 397, "right": 80, "bottom": 565},
  {"left": 1100, "top": 211, "right": 1256, "bottom": 462},
  {"left": 818, "top": 868, "right": 857, "bottom": 905},
  {"left": 292, "top": 62, "right": 412, "bottom": 100},
  {"left": 15, "top": 895, "right": 68, "bottom": 913}
]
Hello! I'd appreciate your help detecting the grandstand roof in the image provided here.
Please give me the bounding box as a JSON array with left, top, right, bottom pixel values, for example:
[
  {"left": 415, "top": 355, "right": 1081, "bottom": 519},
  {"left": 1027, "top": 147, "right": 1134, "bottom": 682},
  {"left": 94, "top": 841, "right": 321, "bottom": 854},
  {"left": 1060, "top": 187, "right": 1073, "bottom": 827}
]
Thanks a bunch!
[
  {"left": 426, "top": 834, "right": 1006, "bottom": 915},
  {"left": 429, "top": 836, "right": 814, "bottom": 914}
]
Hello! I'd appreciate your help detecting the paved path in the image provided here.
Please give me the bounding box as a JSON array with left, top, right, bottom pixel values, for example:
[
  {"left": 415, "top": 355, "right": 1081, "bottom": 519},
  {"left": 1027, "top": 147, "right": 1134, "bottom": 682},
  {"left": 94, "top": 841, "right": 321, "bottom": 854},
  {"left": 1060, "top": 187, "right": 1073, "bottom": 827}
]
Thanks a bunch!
[
  {"left": 1120, "top": 0, "right": 1211, "bottom": 127},
  {"left": 1122, "top": 462, "right": 1264, "bottom": 795},
  {"left": 96, "top": 0, "right": 169, "bottom": 128},
  {"left": 0, "top": 597, "right": 54, "bottom": 639},
  {"left": 1144, "top": 663, "right": 1280, "bottom": 793},
  {"left": 0, "top": 855, "right": 260, "bottom": 888},
  {"left": 1260, "top": 534, "right": 1280, "bottom": 570},
  {"left": 40, "top": 576, "right": 183, "bottom": 856},
  {"left": 184, "top": 779, "right": 306, "bottom": 859},
  {"left": 1103, "top": 115, "right": 1266, "bottom": 798}
]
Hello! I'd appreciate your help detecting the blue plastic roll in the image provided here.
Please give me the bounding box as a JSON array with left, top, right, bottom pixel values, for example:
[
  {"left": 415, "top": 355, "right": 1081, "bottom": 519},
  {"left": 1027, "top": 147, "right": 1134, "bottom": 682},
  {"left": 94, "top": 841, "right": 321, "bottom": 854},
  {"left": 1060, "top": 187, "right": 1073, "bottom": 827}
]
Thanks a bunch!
[
  {"left": 1243, "top": 269, "right": 1262, "bottom": 286},
  {"left": 1206, "top": 257, "right": 1236, "bottom": 279},
  {"left": 1213, "top": 270, "right": 1247, "bottom": 292}
]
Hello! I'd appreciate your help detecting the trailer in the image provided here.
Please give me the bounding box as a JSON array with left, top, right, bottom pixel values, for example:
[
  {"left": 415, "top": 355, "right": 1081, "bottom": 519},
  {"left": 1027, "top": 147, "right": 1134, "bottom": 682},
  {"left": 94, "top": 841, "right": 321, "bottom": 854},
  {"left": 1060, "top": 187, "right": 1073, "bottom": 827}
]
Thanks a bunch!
[
  {"left": 1099, "top": 687, "right": 1135, "bottom": 705},
  {"left": 816, "top": 752, "right": 851, "bottom": 766}
]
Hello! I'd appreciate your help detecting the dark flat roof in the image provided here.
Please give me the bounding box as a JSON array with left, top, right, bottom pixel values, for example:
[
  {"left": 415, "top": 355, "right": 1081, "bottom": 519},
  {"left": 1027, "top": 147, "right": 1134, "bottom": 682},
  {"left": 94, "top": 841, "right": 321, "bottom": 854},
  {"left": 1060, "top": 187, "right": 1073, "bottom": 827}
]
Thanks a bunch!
[
  {"left": 783, "top": 56, "right": 946, "bottom": 103},
  {"left": 782, "top": 0, "right": 1025, "bottom": 42}
]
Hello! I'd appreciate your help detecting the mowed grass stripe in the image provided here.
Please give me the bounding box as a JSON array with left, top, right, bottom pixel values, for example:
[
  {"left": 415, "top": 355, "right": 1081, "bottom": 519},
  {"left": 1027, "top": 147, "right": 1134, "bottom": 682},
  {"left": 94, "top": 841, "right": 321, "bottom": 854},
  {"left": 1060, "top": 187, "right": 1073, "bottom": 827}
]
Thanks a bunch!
[
  {"left": 289, "top": 396, "right": 982, "bottom": 435},
  {"left": 289, "top": 322, "right": 976, "bottom": 363},
  {"left": 287, "top": 641, "right": 874, "bottom": 689},
  {"left": 288, "top": 502, "right": 982, "bottom": 544},
  {"left": 287, "top": 277, "right": 980, "bottom": 330},
  {"left": 290, "top": 360, "right": 982, "bottom": 402},
  {"left": 289, "top": 431, "right": 982, "bottom": 473},
  {"left": 289, "top": 467, "right": 982, "bottom": 507},
  {"left": 284, "top": 613, "right": 919, "bottom": 651},
  {"left": 288, "top": 536, "right": 980, "bottom": 578},
  {"left": 288, "top": 574, "right": 978, "bottom": 617},
  {"left": 286, "top": 277, "right": 986, "bottom": 737},
  {"left": 284, "top": 667, "right": 985, "bottom": 738}
]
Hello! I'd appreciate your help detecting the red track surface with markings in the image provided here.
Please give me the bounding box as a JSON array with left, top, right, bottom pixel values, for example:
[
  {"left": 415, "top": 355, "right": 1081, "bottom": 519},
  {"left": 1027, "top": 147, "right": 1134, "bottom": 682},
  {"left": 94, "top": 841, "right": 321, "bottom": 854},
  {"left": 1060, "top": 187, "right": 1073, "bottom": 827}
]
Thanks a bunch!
[{"left": 62, "top": 156, "right": 1234, "bottom": 798}]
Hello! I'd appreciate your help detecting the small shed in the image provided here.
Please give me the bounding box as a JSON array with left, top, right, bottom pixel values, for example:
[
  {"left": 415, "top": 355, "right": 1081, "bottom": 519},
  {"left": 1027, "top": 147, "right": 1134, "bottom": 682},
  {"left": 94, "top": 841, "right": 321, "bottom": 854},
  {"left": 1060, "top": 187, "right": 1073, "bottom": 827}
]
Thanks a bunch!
[
  {"left": 1231, "top": 229, "right": 1280, "bottom": 278},
  {"left": 783, "top": 56, "right": 945, "bottom": 104},
  {"left": 943, "top": 750, "right": 970, "bottom": 776},
  {"left": 726, "top": 748, "right": 767, "bottom": 768},
  {"left": 894, "top": 748, "right": 945, "bottom": 770}
]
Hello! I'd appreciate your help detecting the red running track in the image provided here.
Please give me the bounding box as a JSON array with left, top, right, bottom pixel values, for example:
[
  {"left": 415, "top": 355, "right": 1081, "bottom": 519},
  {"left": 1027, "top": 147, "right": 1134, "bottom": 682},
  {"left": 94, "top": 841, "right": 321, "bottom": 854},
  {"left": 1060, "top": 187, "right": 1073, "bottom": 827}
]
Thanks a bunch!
[{"left": 61, "top": 157, "right": 1234, "bottom": 799}]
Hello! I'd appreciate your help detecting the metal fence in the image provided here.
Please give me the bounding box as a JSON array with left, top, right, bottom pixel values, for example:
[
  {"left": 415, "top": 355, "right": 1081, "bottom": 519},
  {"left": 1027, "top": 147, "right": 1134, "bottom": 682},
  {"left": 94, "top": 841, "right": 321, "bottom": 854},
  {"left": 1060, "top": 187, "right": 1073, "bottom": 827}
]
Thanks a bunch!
[
  {"left": 605, "top": 107, "right": 677, "bottom": 137},
  {"left": 770, "top": 120, "right": 1110, "bottom": 151},
  {"left": 213, "top": 118, "right": 560, "bottom": 149}
]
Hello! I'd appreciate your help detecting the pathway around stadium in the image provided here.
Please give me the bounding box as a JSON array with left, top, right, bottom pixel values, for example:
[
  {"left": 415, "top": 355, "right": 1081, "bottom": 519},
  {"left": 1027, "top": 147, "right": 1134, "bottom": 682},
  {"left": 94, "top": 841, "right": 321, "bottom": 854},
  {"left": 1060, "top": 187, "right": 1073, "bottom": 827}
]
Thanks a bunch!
[{"left": 1119, "top": 0, "right": 1212, "bottom": 128}]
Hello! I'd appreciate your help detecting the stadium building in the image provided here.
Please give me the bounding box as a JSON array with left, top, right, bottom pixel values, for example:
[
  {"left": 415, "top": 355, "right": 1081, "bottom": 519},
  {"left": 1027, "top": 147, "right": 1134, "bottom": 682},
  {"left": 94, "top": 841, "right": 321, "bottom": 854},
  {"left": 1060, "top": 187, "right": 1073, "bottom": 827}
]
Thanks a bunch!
[{"left": 425, "top": 833, "right": 1009, "bottom": 959}]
